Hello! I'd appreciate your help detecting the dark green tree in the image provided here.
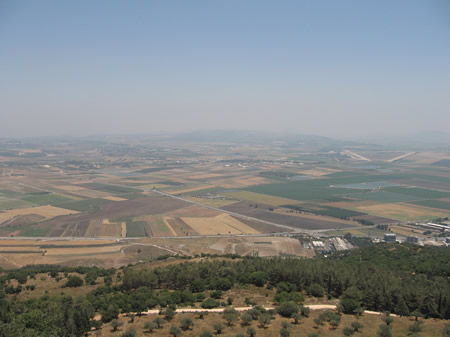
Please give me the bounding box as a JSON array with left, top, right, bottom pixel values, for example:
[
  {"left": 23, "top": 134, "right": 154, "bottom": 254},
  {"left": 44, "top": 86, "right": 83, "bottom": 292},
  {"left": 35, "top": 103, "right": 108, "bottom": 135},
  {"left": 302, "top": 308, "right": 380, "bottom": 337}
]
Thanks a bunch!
[
  {"left": 339, "top": 287, "right": 362, "bottom": 314},
  {"left": 276, "top": 302, "right": 298, "bottom": 318}
]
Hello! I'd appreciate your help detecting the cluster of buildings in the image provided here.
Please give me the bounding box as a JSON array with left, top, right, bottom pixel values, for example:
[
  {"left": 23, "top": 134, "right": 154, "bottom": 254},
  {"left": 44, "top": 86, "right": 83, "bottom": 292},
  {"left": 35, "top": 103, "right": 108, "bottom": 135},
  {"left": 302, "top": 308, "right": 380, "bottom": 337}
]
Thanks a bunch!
[
  {"left": 310, "top": 237, "right": 355, "bottom": 255},
  {"left": 382, "top": 233, "right": 449, "bottom": 246}
]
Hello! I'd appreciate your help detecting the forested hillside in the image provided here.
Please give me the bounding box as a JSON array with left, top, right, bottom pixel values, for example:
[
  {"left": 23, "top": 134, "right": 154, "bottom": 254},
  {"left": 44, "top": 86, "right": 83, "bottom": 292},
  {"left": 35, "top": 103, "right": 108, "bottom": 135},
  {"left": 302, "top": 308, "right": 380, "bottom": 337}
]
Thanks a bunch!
[{"left": 0, "top": 244, "right": 449, "bottom": 337}]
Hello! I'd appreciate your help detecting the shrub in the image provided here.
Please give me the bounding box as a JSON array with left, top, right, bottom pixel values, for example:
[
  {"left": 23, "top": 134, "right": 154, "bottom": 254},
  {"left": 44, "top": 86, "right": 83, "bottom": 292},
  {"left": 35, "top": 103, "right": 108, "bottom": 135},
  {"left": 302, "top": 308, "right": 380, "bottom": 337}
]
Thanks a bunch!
[
  {"left": 258, "top": 313, "right": 271, "bottom": 328},
  {"left": 201, "top": 298, "right": 220, "bottom": 309},
  {"left": 307, "top": 283, "right": 324, "bottom": 297},
  {"left": 291, "top": 313, "right": 302, "bottom": 324},
  {"left": 162, "top": 307, "right": 176, "bottom": 321},
  {"left": 111, "top": 319, "right": 123, "bottom": 331},
  {"left": 121, "top": 327, "right": 137, "bottom": 337},
  {"left": 152, "top": 317, "right": 165, "bottom": 328},
  {"left": 180, "top": 317, "right": 193, "bottom": 331},
  {"left": 241, "top": 312, "right": 252, "bottom": 325},
  {"left": 169, "top": 325, "right": 182, "bottom": 337},
  {"left": 213, "top": 322, "right": 225, "bottom": 334},
  {"left": 144, "top": 321, "right": 157, "bottom": 332},
  {"left": 281, "top": 321, "right": 291, "bottom": 329},
  {"left": 223, "top": 307, "right": 239, "bottom": 326},
  {"left": 276, "top": 301, "right": 298, "bottom": 318},
  {"left": 351, "top": 321, "right": 363, "bottom": 332},
  {"left": 63, "top": 275, "right": 83, "bottom": 288},
  {"left": 343, "top": 327, "right": 354, "bottom": 336},
  {"left": 210, "top": 290, "right": 223, "bottom": 299},
  {"left": 200, "top": 331, "right": 213, "bottom": 337},
  {"left": 280, "top": 328, "right": 290, "bottom": 337},
  {"left": 246, "top": 327, "right": 256, "bottom": 337},
  {"left": 377, "top": 324, "right": 392, "bottom": 337}
]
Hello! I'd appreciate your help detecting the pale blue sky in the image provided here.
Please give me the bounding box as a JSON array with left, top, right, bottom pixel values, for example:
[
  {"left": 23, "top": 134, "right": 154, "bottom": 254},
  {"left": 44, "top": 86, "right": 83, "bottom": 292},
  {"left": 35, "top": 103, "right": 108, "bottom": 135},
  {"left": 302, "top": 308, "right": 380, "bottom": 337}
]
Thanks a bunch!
[{"left": 1, "top": 1, "right": 449, "bottom": 139}]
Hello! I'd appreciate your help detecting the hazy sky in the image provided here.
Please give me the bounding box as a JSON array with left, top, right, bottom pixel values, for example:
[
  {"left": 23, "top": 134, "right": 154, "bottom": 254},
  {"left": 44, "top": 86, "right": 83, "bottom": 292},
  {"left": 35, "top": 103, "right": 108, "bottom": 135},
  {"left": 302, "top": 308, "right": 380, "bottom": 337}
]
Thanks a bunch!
[{"left": 1, "top": 0, "right": 449, "bottom": 140}]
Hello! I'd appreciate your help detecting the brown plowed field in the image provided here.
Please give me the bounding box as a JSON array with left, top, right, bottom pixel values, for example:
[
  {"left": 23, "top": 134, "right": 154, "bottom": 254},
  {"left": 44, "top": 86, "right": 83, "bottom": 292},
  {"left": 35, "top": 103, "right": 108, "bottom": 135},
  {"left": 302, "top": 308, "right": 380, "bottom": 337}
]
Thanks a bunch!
[
  {"left": 222, "top": 202, "right": 357, "bottom": 230},
  {"left": 352, "top": 214, "right": 398, "bottom": 224},
  {"left": 232, "top": 217, "right": 285, "bottom": 233},
  {"left": 166, "top": 204, "right": 220, "bottom": 217}
]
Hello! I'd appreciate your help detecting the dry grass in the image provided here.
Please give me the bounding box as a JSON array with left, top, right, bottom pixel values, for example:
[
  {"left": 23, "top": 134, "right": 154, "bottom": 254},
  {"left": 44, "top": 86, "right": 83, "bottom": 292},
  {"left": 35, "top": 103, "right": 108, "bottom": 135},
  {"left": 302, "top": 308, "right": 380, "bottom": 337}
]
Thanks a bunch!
[
  {"left": 0, "top": 239, "right": 116, "bottom": 246},
  {"left": 90, "top": 310, "right": 448, "bottom": 337},
  {"left": 182, "top": 214, "right": 260, "bottom": 235},
  {"left": 44, "top": 245, "right": 122, "bottom": 256},
  {"left": 0, "top": 239, "right": 129, "bottom": 268}
]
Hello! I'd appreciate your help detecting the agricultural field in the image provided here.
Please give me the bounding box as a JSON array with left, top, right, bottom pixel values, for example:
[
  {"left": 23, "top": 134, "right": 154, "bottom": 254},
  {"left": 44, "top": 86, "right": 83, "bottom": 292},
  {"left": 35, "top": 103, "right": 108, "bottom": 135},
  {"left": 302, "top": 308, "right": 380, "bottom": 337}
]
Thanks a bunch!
[
  {"left": 0, "top": 136, "right": 449, "bottom": 243},
  {"left": 181, "top": 213, "right": 259, "bottom": 235},
  {"left": 353, "top": 203, "right": 449, "bottom": 222}
]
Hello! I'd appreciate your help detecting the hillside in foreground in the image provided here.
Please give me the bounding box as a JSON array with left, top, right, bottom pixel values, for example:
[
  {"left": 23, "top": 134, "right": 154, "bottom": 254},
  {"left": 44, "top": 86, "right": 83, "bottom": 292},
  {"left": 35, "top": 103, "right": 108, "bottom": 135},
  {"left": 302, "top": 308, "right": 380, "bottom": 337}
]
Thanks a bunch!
[{"left": 0, "top": 244, "right": 449, "bottom": 337}]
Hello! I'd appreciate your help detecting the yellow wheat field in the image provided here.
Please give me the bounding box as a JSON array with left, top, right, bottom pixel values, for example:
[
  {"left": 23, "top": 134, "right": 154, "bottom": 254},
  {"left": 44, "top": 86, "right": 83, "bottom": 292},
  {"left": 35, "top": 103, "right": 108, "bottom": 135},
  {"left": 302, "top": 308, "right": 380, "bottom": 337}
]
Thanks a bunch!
[
  {"left": 181, "top": 213, "right": 259, "bottom": 235},
  {"left": 102, "top": 196, "right": 127, "bottom": 201}
]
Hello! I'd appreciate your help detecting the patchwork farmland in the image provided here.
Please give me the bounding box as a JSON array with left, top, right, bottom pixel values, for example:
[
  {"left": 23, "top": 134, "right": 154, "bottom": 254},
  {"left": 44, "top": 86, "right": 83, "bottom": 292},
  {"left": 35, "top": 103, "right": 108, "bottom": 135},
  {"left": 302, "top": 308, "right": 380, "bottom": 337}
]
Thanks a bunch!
[{"left": 0, "top": 136, "right": 449, "bottom": 266}]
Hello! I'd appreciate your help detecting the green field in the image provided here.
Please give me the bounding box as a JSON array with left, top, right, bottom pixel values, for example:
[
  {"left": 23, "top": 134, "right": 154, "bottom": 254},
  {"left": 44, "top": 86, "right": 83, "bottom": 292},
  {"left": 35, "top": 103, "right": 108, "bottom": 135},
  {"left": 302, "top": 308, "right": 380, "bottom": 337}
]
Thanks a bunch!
[
  {"left": 0, "top": 199, "right": 35, "bottom": 212},
  {"left": 0, "top": 190, "right": 24, "bottom": 198},
  {"left": 149, "top": 216, "right": 170, "bottom": 232},
  {"left": 384, "top": 187, "right": 450, "bottom": 199},
  {"left": 282, "top": 204, "right": 366, "bottom": 218},
  {"left": 432, "top": 159, "right": 450, "bottom": 167},
  {"left": 114, "top": 192, "right": 144, "bottom": 200},
  {"left": 16, "top": 222, "right": 56, "bottom": 237},
  {"left": 21, "top": 193, "right": 80, "bottom": 206},
  {"left": 346, "top": 191, "right": 420, "bottom": 203},
  {"left": 122, "top": 217, "right": 147, "bottom": 237},
  {"left": 408, "top": 199, "right": 450, "bottom": 211},
  {"left": 245, "top": 174, "right": 403, "bottom": 202}
]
